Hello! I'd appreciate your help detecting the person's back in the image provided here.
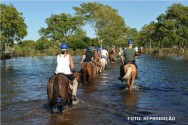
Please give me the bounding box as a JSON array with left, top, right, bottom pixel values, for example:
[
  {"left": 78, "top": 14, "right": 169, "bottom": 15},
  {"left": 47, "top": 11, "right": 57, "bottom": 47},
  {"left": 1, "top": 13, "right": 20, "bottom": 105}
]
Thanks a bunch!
[
  {"left": 124, "top": 48, "right": 135, "bottom": 63},
  {"left": 55, "top": 54, "right": 71, "bottom": 74},
  {"left": 94, "top": 51, "right": 101, "bottom": 61},
  {"left": 84, "top": 49, "right": 94, "bottom": 62},
  {"left": 101, "top": 49, "right": 108, "bottom": 56}
]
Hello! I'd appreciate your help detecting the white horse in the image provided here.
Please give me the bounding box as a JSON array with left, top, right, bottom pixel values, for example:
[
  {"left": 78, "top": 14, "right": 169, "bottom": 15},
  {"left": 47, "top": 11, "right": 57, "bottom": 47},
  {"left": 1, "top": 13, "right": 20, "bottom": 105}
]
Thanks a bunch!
[{"left": 99, "top": 58, "right": 107, "bottom": 72}]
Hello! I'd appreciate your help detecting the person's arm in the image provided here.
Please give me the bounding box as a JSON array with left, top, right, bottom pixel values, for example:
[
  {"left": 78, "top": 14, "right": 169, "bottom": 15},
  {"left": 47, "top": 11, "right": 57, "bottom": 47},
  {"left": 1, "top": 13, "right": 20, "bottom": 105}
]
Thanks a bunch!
[
  {"left": 69, "top": 55, "right": 74, "bottom": 69},
  {"left": 106, "top": 50, "right": 109, "bottom": 56},
  {"left": 80, "top": 55, "right": 86, "bottom": 64}
]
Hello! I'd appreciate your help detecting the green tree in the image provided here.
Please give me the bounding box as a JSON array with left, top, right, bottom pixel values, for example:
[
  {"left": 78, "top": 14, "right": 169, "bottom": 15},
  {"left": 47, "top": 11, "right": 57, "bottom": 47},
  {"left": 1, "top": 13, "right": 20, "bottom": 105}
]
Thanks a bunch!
[
  {"left": 69, "top": 39, "right": 88, "bottom": 50},
  {"left": 39, "top": 13, "right": 85, "bottom": 45},
  {"left": 0, "top": 4, "right": 27, "bottom": 51},
  {"left": 74, "top": 2, "right": 127, "bottom": 46},
  {"left": 35, "top": 38, "right": 52, "bottom": 51}
]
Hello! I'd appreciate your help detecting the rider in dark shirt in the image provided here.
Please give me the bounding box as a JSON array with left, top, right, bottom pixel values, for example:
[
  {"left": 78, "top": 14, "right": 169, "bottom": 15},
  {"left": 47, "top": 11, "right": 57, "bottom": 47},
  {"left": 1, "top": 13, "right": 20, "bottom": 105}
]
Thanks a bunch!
[
  {"left": 118, "top": 40, "right": 138, "bottom": 80},
  {"left": 81, "top": 46, "right": 94, "bottom": 63}
]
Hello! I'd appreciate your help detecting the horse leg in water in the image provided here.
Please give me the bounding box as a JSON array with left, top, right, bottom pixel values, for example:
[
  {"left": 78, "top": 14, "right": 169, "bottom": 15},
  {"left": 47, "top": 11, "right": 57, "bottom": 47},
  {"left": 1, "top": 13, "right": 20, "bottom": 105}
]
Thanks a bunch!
[
  {"left": 47, "top": 75, "right": 59, "bottom": 114},
  {"left": 58, "top": 76, "right": 70, "bottom": 114},
  {"left": 82, "top": 63, "right": 88, "bottom": 84},
  {"left": 87, "top": 63, "right": 93, "bottom": 83},
  {"left": 47, "top": 77, "right": 54, "bottom": 114},
  {"left": 130, "top": 66, "right": 136, "bottom": 91}
]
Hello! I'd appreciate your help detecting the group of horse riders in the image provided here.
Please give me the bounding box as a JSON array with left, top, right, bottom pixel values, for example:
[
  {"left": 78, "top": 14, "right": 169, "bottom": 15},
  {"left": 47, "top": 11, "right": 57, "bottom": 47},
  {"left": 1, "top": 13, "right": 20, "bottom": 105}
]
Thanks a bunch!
[{"left": 51, "top": 40, "right": 139, "bottom": 108}]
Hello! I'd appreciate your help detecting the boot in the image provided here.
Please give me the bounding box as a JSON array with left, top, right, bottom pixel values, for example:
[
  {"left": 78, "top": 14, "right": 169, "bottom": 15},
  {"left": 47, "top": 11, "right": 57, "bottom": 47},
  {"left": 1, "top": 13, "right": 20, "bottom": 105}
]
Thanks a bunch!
[{"left": 118, "top": 65, "right": 124, "bottom": 82}]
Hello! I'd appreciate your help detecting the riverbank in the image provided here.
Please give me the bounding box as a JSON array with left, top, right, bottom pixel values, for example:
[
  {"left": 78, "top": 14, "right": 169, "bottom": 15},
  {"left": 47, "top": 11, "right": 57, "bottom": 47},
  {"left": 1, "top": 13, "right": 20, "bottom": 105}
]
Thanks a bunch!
[
  {"left": 0, "top": 48, "right": 85, "bottom": 60},
  {"left": 1, "top": 48, "right": 188, "bottom": 60},
  {"left": 144, "top": 48, "right": 188, "bottom": 60}
]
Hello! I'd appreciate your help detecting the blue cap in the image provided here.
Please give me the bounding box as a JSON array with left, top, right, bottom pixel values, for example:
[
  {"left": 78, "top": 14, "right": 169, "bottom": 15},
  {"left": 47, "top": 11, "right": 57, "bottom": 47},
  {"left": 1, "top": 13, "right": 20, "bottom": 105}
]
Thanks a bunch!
[
  {"left": 60, "top": 43, "right": 68, "bottom": 50},
  {"left": 128, "top": 40, "right": 133, "bottom": 45},
  {"left": 88, "top": 46, "right": 92, "bottom": 51},
  {"left": 96, "top": 46, "right": 100, "bottom": 51}
]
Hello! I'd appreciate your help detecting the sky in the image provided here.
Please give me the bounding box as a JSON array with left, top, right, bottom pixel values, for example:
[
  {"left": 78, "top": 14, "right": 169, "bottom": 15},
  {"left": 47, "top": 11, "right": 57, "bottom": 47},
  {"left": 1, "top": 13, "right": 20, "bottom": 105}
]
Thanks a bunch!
[{"left": 2, "top": 0, "right": 188, "bottom": 41}]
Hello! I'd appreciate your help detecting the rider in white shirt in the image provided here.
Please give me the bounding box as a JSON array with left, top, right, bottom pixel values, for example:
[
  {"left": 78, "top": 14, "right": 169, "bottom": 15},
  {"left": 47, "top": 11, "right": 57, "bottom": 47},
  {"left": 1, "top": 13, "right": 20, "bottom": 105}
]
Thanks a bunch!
[
  {"left": 134, "top": 46, "right": 138, "bottom": 52},
  {"left": 55, "top": 43, "right": 79, "bottom": 102},
  {"left": 101, "top": 46, "right": 109, "bottom": 62}
]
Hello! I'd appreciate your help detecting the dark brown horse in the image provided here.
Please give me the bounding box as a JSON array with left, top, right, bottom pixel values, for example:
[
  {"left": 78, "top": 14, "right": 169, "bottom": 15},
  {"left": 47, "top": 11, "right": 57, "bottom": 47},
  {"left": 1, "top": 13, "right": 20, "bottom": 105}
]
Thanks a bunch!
[
  {"left": 81, "top": 62, "right": 93, "bottom": 84},
  {"left": 109, "top": 53, "right": 115, "bottom": 63},
  {"left": 47, "top": 71, "right": 80, "bottom": 114}
]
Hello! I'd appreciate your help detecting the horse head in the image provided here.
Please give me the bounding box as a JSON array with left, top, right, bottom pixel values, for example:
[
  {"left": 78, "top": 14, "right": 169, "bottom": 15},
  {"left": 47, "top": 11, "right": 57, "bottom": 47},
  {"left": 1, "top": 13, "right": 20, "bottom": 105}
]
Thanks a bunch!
[{"left": 72, "top": 70, "right": 81, "bottom": 86}]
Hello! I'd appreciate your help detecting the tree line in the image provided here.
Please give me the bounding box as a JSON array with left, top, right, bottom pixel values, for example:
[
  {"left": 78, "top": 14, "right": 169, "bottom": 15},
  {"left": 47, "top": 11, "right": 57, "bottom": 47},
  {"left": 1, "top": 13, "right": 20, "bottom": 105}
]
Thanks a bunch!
[{"left": 1, "top": 2, "right": 188, "bottom": 57}]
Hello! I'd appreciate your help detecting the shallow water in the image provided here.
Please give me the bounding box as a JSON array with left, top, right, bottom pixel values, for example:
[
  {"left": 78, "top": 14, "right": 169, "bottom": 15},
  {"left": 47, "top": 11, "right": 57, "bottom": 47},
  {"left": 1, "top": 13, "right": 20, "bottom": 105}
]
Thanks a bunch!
[{"left": 1, "top": 55, "right": 188, "bottom": 125}]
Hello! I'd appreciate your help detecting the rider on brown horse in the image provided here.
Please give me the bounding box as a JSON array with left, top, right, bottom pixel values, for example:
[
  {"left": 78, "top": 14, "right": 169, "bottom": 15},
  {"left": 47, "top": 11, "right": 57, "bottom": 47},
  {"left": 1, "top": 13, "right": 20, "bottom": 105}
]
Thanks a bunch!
[
  {"left": 118, "top": 40, "right": 138, "bottom": 81},
  {"left": 80, "top": 46, "right": 97, "bottom": 77},
  {"left": 54, "top": 43, "right": 79, "bottom": 102},
  {"left": 93, "top": 46, "right": 101, "bottom": 61}
]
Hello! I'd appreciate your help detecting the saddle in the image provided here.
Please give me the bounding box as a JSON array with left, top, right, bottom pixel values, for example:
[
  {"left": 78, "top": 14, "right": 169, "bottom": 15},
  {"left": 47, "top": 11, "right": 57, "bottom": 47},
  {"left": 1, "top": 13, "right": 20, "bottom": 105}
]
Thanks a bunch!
[{"left": 55, "top": 73, "right": 74, "bottom": 89}]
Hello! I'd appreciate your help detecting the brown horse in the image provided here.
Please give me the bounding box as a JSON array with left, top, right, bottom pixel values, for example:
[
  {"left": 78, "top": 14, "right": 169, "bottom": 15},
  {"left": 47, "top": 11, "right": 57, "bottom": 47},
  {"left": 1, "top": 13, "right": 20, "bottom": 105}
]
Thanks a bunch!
[
  {"left": 81, "top": 62, "right": 93, "bottom": 84},
  {"left": 47, "top": 71, "right": 80, "bottom": 114},
  {"left": 93, "top": 60, "right": 101, "bottom": 75},
  {"left": 109, "top": 53, "right": 115, "bottom": 63},
  {"left": 121, "top": 64, "right": 137, "bottom": 92}
]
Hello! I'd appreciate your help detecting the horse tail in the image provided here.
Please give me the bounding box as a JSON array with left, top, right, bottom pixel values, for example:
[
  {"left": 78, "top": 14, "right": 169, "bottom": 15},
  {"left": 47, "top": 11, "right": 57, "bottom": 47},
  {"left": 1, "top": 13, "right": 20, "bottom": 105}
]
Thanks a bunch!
[
  {"left": 122, "top": 67, "right": 132, "bottom": 80},
  {"left": 83, "top": 63, "right": 87, "bottom": 83},
  {"left": 50, "top": 75, "right": 59, "bottom": 107}
]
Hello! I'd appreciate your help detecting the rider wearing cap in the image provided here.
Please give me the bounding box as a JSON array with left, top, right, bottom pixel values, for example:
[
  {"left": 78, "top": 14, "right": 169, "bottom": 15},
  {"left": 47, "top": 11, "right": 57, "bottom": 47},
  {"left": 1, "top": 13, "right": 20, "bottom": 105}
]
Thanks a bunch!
[
  {"left": 118, "top": 40, "right": 138, "bottom": 80},
  {"left": 80, "top": 46, "right": 94, "bottom": 63},
  {"left": 93, "top": 46, "right": 101, "bottom": 61},
  {"left": 101, "top": 46, "right": 109, "bottom": 62},
  {"left": 80, "top": 46, "right": 97, "bottom": 76},
  {"left": 55, "top": 43, "right": 79, "bottom": 102}
]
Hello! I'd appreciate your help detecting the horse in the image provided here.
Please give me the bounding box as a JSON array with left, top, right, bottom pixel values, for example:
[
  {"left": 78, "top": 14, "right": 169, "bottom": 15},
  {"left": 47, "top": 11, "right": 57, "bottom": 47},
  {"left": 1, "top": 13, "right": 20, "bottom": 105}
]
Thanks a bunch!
[
  {"left": 47, "top": 71, "right": 80, "bottom": 114},
  {"left": 118, "top": 52, "right": 124, "bottom": 64},
  {"left": 99, "top": 58, "right": 107, "bottom": 72},
  {"left": 93, "top": 60, "right": 101, "bottom": 75},
  {"left": 109, "top": 53, "right": 115, "bottom": 63},
  {"left": 121, "top": 64, "right": 137, "bottom": 92},
  {"left": 80, "top": 62, "right": 94, "bottom": 84}
]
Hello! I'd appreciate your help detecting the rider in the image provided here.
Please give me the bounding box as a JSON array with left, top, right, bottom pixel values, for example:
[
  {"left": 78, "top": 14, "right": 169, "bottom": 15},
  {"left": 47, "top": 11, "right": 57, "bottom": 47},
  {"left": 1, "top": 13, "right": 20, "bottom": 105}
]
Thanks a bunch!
[
  {"left": 55, "top": 43, "right": 79, "bottom": 102},
  {"left": 93, "top": 46, "right": 101, "bottom": 61},
  {"left": 101, "top": 46, "right": 109, "bottom": 62},
  {"left": 118, "top": 40, "right": 138, "bottom": 80},
  {"left": 110, "top": 47, "right": 115, "bottom": 55},
  {"left": 80, "top": 46, "right": 94, "bottom": 63},
  {"left": 80, "top": 46, "right": 96, "bottom": 75}
]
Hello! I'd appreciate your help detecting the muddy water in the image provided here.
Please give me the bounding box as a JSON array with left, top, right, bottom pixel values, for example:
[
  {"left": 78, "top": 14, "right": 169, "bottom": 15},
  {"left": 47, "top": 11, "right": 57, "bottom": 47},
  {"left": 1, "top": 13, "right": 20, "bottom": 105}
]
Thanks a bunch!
[{"left": 1, "top": 55, "right": 188, "bottom": 125}]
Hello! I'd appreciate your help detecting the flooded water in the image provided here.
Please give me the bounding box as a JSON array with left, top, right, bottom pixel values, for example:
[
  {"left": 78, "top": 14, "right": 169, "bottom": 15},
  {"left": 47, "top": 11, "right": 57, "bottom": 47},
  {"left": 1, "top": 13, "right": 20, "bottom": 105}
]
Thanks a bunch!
[{"left": 1, "top": 55, "right": 188, "bottom": 125}]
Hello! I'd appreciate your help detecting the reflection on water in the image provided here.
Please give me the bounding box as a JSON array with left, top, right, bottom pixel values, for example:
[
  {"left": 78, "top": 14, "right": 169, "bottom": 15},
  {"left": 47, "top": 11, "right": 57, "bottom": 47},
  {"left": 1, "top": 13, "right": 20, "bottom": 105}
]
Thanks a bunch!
[{"left": 1, "top": 55, "right": 188, "bottom": 125}]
